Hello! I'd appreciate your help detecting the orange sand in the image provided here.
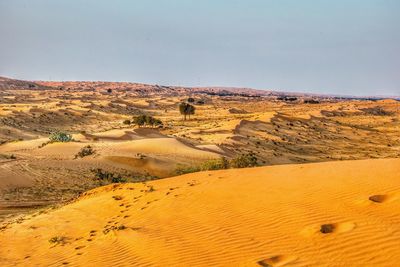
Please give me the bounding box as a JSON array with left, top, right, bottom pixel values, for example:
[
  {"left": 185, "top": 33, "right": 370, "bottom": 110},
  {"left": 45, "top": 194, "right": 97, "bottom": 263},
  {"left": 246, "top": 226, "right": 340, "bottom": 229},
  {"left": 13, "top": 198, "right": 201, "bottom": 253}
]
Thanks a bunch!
[{"left": 1, "top": 158, "right": 400, "bottom": 266}]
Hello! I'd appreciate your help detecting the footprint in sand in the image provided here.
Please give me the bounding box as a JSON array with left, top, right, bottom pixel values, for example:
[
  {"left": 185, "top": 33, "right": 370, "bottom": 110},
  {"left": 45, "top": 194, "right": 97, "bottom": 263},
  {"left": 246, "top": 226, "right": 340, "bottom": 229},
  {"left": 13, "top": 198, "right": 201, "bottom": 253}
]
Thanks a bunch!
[
  {"left": 369, "top": 194, "right": 387, "bottom": 203},
  {"left": 257, "top": 255, "right": 297, "bottom": 267},
  {"left": 301, "top": 222, "right": 356, "bottom": 236}
]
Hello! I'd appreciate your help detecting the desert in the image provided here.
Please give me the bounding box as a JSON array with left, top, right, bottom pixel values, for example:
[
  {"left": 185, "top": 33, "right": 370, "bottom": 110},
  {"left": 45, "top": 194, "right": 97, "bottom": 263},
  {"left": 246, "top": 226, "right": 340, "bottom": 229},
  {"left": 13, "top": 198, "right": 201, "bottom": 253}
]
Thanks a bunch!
[
  {"left": 0, "top": 76, "right": 399, "bottom": 266},
  {"left": 1, "top": 1, "right": 400, "bottom": 265}
]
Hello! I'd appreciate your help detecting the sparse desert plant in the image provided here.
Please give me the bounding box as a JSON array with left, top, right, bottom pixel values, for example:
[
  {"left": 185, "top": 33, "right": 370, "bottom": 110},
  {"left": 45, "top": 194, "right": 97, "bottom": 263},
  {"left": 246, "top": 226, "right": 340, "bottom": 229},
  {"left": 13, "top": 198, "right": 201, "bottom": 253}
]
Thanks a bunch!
[
  {"left": 229, "top": 152, "right": 258, "bottom": 168},
  {"left": 123, "top": 119, "right": 131, "bottom": 125},
  {"left": 75, "top": 145, "right": 95, "bottom": 159},
  {"left": 49, "top": 132, "right": 73, "bottom": 142},
  {"left": 91, "top": 168, "right": 127, "bottom": 183},
  {"left": 187, "top": 97, "right": 195, "bottom": 103},
  {"left": 360, "top": 107, "right": 394, "bottom": 116},
  {"left": 0, "top": 154, "right": 16, "bottom": 160}
]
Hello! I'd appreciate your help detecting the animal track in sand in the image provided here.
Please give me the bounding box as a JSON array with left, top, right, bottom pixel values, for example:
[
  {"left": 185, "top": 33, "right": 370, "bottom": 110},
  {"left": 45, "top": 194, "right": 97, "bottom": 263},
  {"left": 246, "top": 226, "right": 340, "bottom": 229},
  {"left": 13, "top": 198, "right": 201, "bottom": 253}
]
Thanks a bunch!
[
  {"left": 301, "top": 222, "right": 356, "bottom": 236},
  {"left": 257, "top": 255, "right": 297, "bottom": 266},
  {"left": 369, "top": 194, "right": 388, "bottom": 203}
]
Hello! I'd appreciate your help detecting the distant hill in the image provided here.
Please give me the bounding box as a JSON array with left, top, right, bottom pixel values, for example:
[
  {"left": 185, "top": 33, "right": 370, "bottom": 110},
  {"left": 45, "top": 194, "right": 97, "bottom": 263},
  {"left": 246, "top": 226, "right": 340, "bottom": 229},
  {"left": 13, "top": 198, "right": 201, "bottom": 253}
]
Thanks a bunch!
[{"left": 0, "top": 76, "right": 398, "bottom": 100}]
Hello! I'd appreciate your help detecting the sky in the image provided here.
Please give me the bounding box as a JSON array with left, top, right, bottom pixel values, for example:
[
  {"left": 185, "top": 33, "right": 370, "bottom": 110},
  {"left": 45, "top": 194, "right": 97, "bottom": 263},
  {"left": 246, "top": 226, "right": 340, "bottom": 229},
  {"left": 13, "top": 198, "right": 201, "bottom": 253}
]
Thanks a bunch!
[{"left": 0, "top": 0, "right": 399, "bottom": 96}]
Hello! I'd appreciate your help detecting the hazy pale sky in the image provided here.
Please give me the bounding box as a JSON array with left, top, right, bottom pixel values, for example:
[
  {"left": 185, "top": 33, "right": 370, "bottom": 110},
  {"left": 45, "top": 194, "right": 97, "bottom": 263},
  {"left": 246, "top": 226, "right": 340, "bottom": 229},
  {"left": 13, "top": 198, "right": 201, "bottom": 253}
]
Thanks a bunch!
[{"left": 0, "top": 0, "right": 399, "bottom": 96}]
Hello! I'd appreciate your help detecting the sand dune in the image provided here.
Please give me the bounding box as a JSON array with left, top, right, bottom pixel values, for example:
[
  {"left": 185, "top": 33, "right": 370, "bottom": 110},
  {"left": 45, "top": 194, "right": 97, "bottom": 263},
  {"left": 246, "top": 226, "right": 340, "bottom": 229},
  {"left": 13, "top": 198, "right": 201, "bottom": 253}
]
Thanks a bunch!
[{"left": 1, "top": 158, "right": 399, "bottom": 266}]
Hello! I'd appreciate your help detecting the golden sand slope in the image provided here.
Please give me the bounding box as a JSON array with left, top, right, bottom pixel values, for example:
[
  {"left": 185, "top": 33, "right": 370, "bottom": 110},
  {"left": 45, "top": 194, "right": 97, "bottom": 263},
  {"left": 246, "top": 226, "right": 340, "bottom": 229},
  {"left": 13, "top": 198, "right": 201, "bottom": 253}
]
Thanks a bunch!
[{"left": 1, "top": 158, "right": 400, "bottom": 266}]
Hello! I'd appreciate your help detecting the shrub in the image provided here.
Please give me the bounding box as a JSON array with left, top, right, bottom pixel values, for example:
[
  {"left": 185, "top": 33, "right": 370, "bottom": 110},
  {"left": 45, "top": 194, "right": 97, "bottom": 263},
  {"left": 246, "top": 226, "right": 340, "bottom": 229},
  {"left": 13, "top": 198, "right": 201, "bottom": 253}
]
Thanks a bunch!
[
  {"left": 123, "top": 119, "right": 131, "bottom": 125},
  {"left": 132, "top": 115, "right": 163, "bottom": 128},
  {"left": 187, "top": 97, "right": 195, "bottom": 103},
  {"left": 0, "top": 154, "right": 16, "bottom": 160},
  {"left": 175, "top": 157, "right": 229, "bottom": 175},
  {"left": 175, "top": 165, "right": 201, "bottom": 175},
  {"left": 229, "top": 152, "right": 258, "bottom": 168},
  {"left": 200, "top": 157, "right": 229, "bottom": 171},
  {"left": 361, "top": 107, "right": 394, "bottom": 116},
  {"left": 91, "top": 168, "right": 127, "bottom": 183},
  {"left": 49, "top": 132, "right": 73, "bottom": 142},
  {"left": 75, "top": 145, "right": 95, "bottom": 159}
]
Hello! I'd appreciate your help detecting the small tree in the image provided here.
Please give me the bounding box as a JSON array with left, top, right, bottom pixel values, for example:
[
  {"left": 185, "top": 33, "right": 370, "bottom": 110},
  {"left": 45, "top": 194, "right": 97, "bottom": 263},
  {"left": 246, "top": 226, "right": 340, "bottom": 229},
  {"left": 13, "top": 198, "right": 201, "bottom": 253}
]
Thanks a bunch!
[{"left": 179, "top": 102, "right": 195, "bottom": 120}]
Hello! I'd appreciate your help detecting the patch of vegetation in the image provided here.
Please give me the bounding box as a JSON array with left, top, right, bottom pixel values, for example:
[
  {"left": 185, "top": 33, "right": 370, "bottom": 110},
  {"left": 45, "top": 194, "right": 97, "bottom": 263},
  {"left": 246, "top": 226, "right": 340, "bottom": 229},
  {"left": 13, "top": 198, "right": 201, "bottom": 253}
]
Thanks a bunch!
[
  {"left": 132, "top": 115, "right": 163, "bottom": 128},
  {"left": 0, "top": 154, "right": 16, "bottom": 160},
  {"left": 91, "top": 168, "right": 127, "bottom": 183},
  {"left": 175, "top": 165, "right": 201, "bottom": 175},
  {"left": 175, "top": 154, "right": 258, "bottom": 175},
  {"left": 201, "top": 157, "right": 229, "bottom": 170},
  {"left": 49, "top": 132, "right": 73, "bottom": 142},
  {"left": 123, "top": 119, "right": 131, "bottom": 125},
  {"left": 277, "top": 96, "right": 297, "bottom": 102},
  {"left": 175, "top": 157, "right": 229, "bottom": 175},
  {"left": 304, "top": 99, "right": 320, "bottom": 104},
  {"left": 75, "top": 145, "right": 95, "bottom": 159},
  {"left": 360, "top": 107, "right": 394, "bottom": 116},
  {"left": 229, "top": 152, "right": 258, "bottom": 168},
  {"left": 39, "top": 132, "right": 74, "bottom": 148}
]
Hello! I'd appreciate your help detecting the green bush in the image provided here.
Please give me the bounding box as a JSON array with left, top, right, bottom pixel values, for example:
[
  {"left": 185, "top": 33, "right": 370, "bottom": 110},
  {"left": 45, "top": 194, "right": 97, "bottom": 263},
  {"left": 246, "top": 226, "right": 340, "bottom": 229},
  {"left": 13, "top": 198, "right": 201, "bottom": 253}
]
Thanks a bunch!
[
  {"left": 229, "top": 152, "right": 258, "bottom": 168},
  {"left": 49, "top": 132, "right": 73, "bottom": 142}
]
